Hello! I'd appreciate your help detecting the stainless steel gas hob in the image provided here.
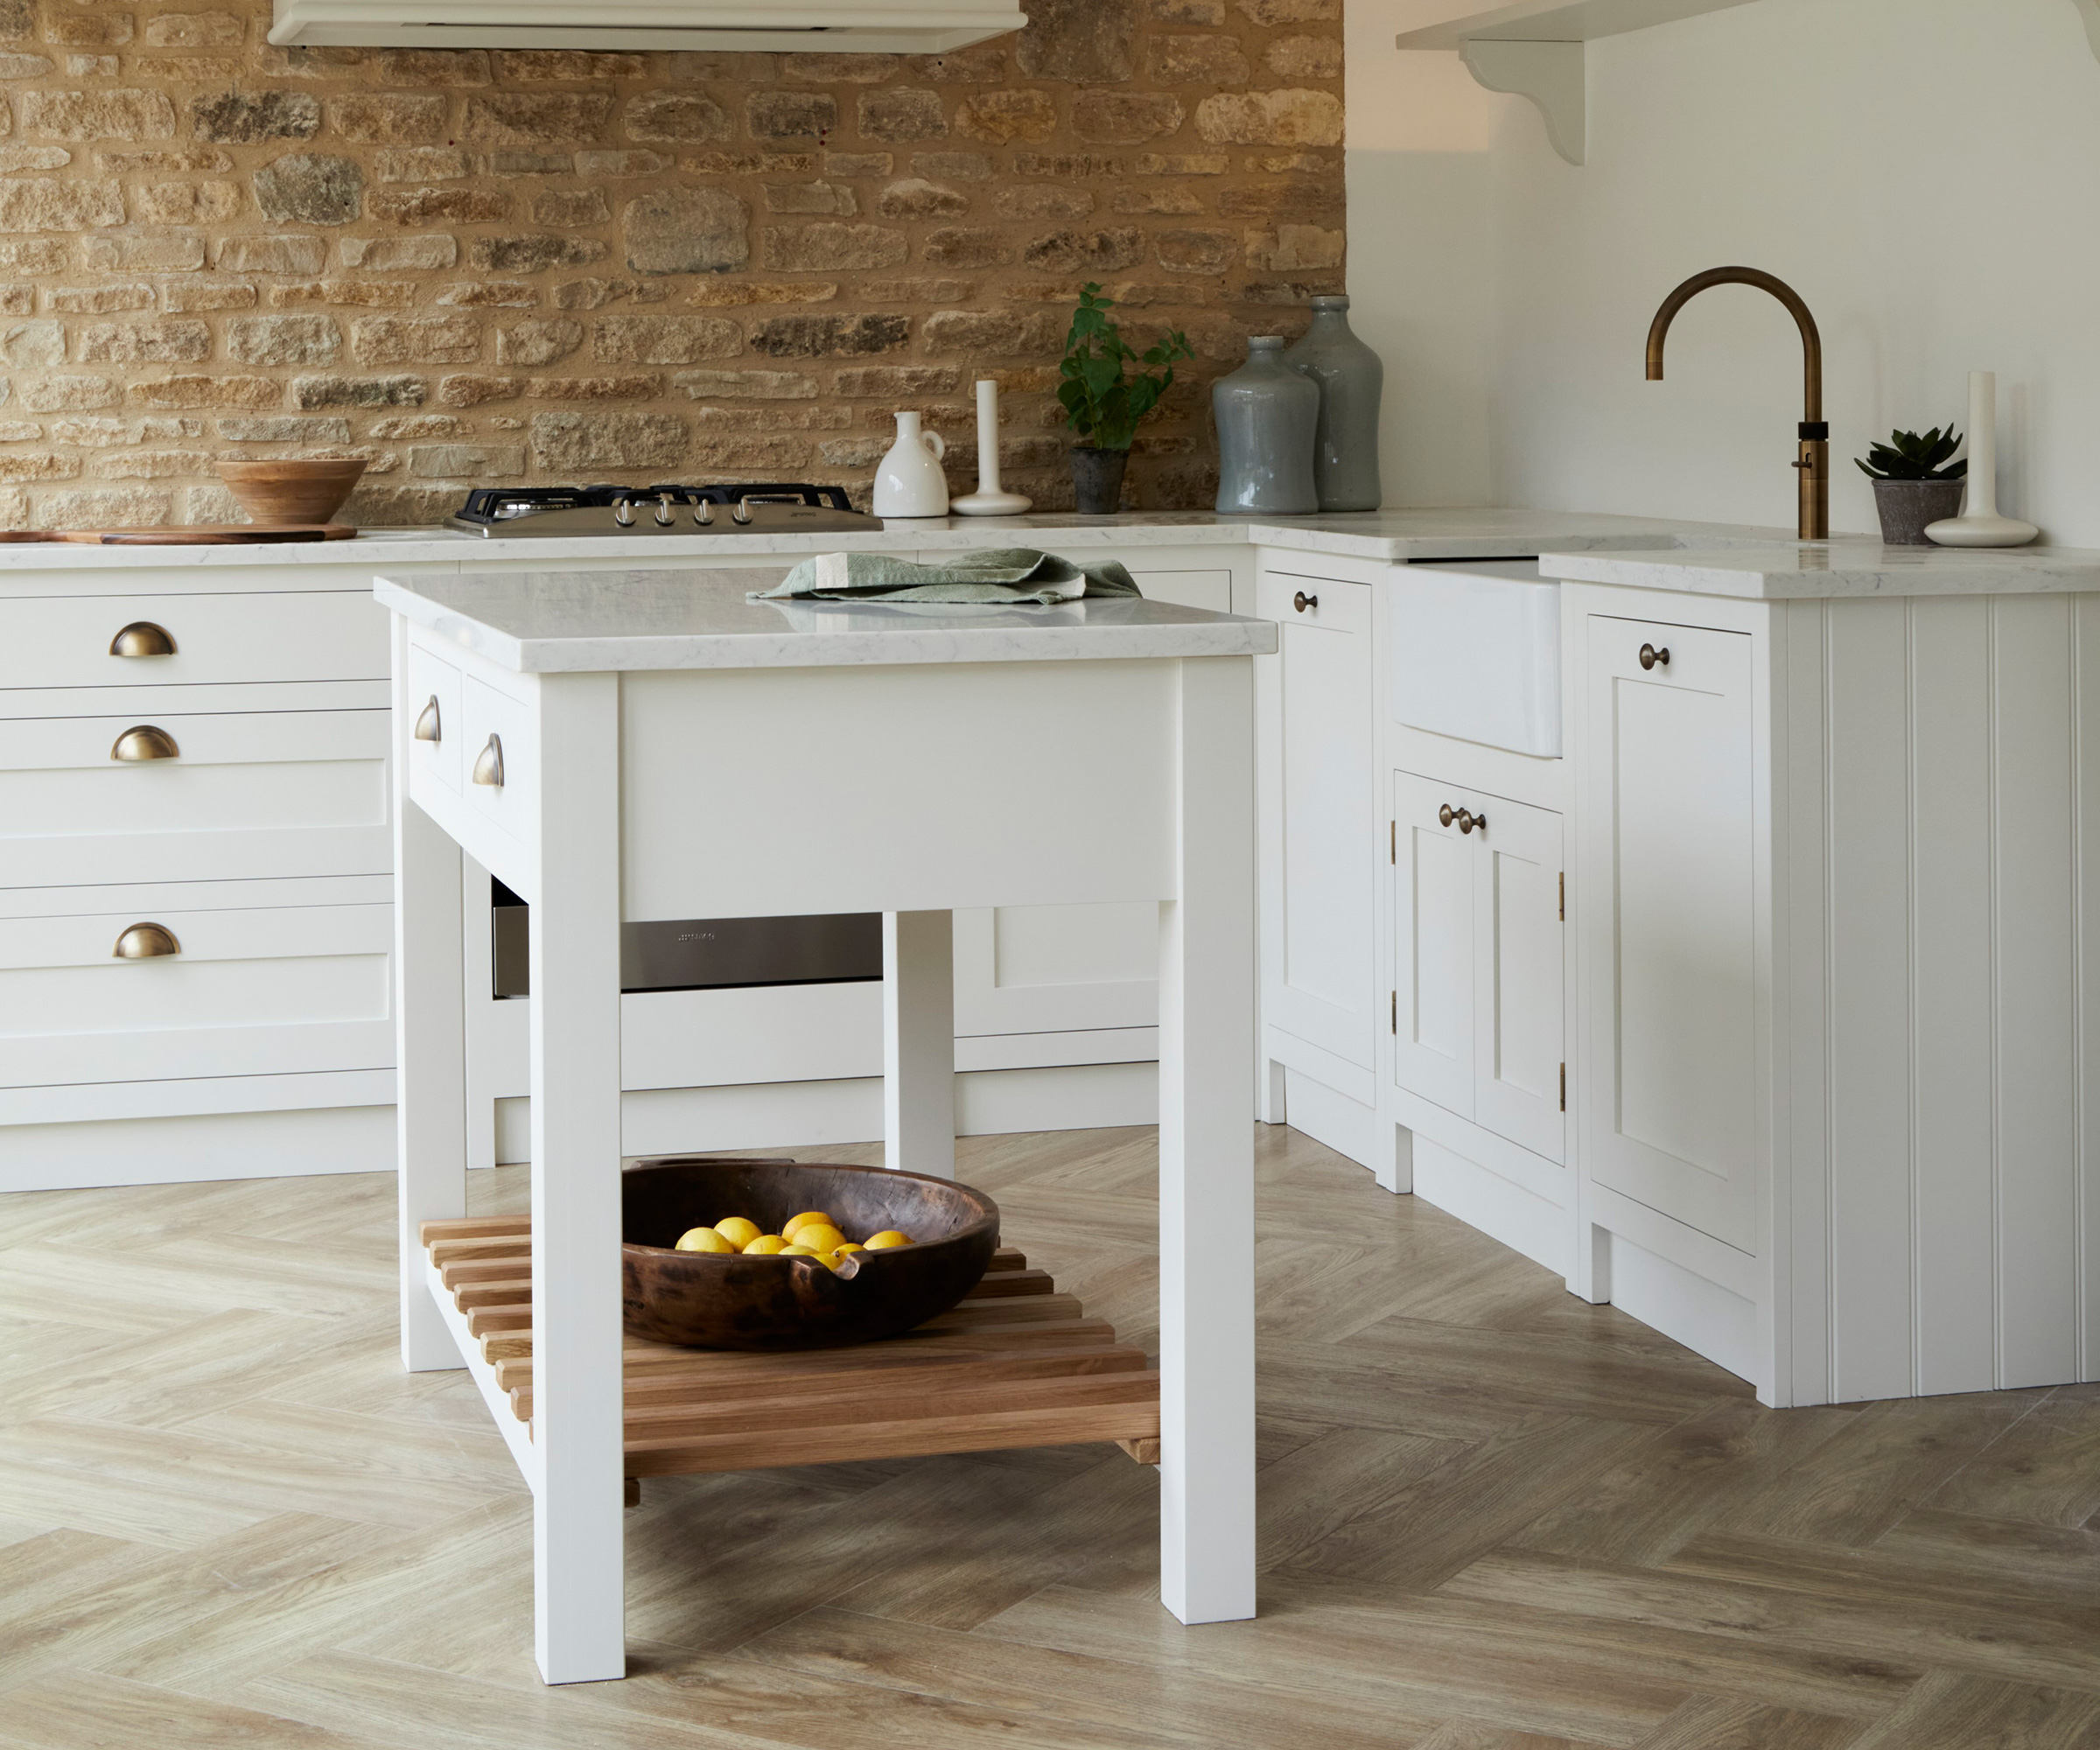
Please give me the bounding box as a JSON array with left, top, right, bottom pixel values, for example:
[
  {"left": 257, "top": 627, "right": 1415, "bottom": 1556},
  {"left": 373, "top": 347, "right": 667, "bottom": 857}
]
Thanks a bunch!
[{"left": 446, "top": 482, "right": 880, "bottom": 537}]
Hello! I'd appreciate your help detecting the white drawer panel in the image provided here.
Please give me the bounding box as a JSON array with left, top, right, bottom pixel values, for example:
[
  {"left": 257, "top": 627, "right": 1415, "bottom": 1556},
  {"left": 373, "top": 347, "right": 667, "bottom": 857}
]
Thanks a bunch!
[
  {"left": 0, "top": 709, "right": 388, "bottom": 888},
  {"left": 0, "top": 591, "right": 389, "bottom": 691},
  {"left": 461, "top": 674, "right": 536, "bottom": 850},
  {"left": 406, "top": 642, "right": 463, "bottom": 794},
  {"left": 0, "top": 896, "right": 393, "bottom": 1088}
]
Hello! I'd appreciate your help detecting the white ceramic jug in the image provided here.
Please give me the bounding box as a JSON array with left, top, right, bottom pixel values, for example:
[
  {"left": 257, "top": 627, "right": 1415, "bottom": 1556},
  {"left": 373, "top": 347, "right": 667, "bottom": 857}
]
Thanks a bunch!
[{"left": 872, "top": 410, "right": 948, "bottom": 519}]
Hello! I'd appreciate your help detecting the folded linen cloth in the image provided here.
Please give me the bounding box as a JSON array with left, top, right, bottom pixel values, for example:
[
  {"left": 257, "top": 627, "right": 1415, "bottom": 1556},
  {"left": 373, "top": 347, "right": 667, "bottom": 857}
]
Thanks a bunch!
[{"left": 752, "top": 548, "right": 1142, "bottom": 606}]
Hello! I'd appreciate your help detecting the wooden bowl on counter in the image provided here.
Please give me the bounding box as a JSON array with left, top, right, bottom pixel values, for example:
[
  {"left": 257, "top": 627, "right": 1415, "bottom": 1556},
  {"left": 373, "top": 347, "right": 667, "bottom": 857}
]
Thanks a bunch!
[
  {"left": 621, "top": 1157, "right": 999, "bottom": 1350},
  {"left": 214, "top": 458, "right": 367, "bottom": 526}
]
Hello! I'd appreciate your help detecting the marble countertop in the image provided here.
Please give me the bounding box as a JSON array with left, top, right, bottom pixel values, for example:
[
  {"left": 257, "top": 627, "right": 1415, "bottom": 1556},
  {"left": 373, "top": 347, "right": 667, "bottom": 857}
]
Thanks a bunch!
[
  {"left": 0, "top": 506, "right": 1767, "bottom": 570},
  {"left": 375, "top": 565, "right": 1280, "bottom": 673},
  {"left": 1543, "top": 539, "right": 2100, "bottom": 598}
]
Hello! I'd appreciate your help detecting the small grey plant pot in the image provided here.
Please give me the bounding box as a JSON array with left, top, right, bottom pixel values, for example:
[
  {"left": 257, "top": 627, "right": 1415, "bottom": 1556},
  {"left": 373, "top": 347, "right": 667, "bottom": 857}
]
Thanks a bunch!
[
  {"left": 1872, "top": 477, "right": 1966, "bottom": 546},
  {"left": 1071, "top": 445, "right": 1129, "bottom": 514}
]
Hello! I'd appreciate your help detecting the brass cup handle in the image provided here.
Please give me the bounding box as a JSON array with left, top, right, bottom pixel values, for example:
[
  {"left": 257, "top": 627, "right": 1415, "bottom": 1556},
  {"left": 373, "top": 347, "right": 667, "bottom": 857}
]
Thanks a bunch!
[
  {"left": 114, "top": 922, "right": 180, "bottom": 959},
  {"left": 414, "top": 696, "right": 441, "bottom": 744},
  {"left": 472, "top": 733, "right": 504, "bottom": 789},
  {"left": 1639, "top": 643, "right": 1670, "bottom": 671},
  {"left": 109, "top": 620, "right": 176, "bottom": 657},
  {"left": 1438, "top": 803, "right": 1486, "bottom": 836},
  {"left": 1293, "top": 591, "right": 1318, "bottom": 613},
  {"left": 111, "top": 724, "right": 179, "bottom": 761}
]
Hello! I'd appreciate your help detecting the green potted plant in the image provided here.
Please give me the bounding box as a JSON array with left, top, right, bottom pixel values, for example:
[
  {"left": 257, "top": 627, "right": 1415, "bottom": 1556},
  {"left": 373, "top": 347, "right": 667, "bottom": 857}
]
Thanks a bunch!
[
  {"left": 1857, "top": 425, "right": 1967, "bottom": 545},
  {"left": 1058, "top": 283, "right": 1194, "bottom": 514}
]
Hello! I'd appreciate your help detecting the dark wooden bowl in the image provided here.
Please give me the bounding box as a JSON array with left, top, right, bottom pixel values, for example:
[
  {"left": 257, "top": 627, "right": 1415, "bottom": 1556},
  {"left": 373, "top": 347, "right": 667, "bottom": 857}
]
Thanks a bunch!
[
  {"left": 621, "top": 1157, "right": 999, "bottom": 1350},
  {"left": 214, "top": 458, "right": 367, "bottom": 526}
]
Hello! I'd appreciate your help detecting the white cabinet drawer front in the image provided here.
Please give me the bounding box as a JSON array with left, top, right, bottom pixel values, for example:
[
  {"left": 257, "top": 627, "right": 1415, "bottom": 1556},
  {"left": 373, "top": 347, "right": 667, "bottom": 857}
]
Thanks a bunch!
[
  {"left": 0, "top": 591, "right": 388, "bottom": 691},
  {"left": 460, "top": 675, "right": 536, "bottom": 848},
  {"left": 1583, "top": 614, "right": 1758, "bottom": 1250},
  {"left": 1263, "top": 570, "right": 1369, "bottom": 634},
  {"left": 0, "top": 710, "right": 388, "bottom": 888},
  {"left": 406, "top": 641, "right": 463, "bottom": 794},
  {"left": 0, "top": 900, "right": 392, "bottom": 1087},
  {"left": 952, "top": 901, "right": 1157, "bottom": 1036}
]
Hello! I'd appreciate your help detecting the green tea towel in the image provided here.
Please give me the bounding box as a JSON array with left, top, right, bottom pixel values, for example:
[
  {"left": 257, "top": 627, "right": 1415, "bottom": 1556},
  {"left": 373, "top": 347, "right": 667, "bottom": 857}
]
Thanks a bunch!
[{"left": 752, "top": 548, "right": 1143, "bottom": 606}]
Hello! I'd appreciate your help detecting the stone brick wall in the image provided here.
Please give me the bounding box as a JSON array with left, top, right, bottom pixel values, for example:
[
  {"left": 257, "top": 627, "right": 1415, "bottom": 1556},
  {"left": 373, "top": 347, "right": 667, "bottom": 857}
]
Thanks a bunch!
[{"left": 0, "top": 0, "right": 1344, "bottom": 526}]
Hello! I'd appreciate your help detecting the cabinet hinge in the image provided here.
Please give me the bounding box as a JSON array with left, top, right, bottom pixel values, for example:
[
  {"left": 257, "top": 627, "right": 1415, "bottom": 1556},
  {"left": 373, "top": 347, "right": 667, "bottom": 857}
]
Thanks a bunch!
[
  {"left": 1559, "top": 871, "right": 1564, "bottom": 920},
  {"left": 1390, "top": 820, "right": 1396, "bottom": 864},
  {"left": 1391, "top": 990, "right": 1397, "bottom": 1035},
  {"left": 1560, "top": 1062, "right": 1566, "bottom": 1111}
]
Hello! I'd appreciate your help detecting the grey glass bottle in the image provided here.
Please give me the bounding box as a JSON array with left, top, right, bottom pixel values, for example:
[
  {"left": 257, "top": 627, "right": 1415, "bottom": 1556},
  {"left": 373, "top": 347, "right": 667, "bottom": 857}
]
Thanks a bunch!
[
  {"left": 1213, "top": 335, "right": 1319, "bottom": 515},
  {"left": 1283, "top": 295, "right": 1383, "bottom": 512}
]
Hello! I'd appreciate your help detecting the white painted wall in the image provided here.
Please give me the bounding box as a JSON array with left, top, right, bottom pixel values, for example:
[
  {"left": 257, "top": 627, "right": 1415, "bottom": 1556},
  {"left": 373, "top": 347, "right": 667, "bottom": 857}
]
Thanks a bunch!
[{"left": 1352, "top": 0, "right": 2100, "bottom": 542}]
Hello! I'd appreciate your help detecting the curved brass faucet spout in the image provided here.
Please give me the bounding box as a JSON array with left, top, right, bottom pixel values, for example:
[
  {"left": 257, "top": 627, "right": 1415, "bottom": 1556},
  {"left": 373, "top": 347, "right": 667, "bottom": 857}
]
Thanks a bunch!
[{"left": 1645, "top": 266, "right": 1829, "bottom": 541}]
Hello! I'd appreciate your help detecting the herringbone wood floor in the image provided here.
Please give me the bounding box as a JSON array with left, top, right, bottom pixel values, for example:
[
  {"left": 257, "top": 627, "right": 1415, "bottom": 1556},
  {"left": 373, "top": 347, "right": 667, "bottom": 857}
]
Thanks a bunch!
[{"left": 2, "top": 1122, "right": 2096, "bottom": 1749}]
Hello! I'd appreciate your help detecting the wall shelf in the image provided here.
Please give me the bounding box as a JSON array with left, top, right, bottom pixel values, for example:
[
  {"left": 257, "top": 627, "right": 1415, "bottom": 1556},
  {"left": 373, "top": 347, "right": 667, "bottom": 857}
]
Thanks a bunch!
[{"left": 1395, "top": 0, "right": 1763, "bottom": 165}]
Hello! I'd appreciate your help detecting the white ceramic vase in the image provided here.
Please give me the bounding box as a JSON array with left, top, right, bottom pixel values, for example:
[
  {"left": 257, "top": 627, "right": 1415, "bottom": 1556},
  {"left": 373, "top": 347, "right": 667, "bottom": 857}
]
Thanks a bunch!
[
  {"left": 1926, "top": 371, "right": 2038, "bottom": 548},
  {"left": 872, "top": 410, "right": 949, "bottom": 519},
  {"left": 951, "top": 379, "right": 1032, "bottom": 517}
]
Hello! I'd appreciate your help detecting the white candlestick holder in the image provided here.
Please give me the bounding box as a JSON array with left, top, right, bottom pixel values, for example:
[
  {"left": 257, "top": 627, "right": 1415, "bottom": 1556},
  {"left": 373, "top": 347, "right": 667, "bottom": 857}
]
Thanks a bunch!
[
  {"left": 1927, "top": 371, "right": 2038, "bottom": 548},
  {"left": 950, "top": 378, "right": 1032, "bottom": 517}
]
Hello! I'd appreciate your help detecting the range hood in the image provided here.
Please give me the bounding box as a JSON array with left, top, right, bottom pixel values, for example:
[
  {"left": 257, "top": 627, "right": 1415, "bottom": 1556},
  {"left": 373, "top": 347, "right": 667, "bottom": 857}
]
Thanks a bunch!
[{"left": 269, "top": 0, "right": 1025, "bottom": 52}]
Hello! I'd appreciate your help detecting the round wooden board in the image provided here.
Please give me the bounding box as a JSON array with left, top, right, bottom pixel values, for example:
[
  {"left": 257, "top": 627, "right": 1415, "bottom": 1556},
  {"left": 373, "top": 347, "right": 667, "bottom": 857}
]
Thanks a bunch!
[{"left": 58, "top": 524, "right": 360, "bottom": 544}]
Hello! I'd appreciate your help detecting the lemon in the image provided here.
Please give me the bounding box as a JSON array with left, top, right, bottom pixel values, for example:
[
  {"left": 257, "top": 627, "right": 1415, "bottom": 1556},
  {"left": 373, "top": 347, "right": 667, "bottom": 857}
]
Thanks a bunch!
[
  {"left": 791, "top": 1222, "right": 847, "bottom": 1254},
  {"left": 675, "top": 1227, "right": 736, "bottom": 1254},
  {"left": 809, "top": 1251, "right": 845, "bottom": 1271},
  {"left": 742, "top": 1234, "right": 788, "bottom": 1255},
  {"left": 781, "top": 1211, "right": 833, "bottom": 1241},
  {"left": 780, "top": 1243, "right": 822, "bottom": 1257},
  {"left": 833, "top": 1242, "right": 865, "bottom": 1256},
  {"left": 864, "top": 1230, "right": 914, "bottom": 1250},
  {"left": 714, "top": 1216, "right": 762, "bottom": 1248}
]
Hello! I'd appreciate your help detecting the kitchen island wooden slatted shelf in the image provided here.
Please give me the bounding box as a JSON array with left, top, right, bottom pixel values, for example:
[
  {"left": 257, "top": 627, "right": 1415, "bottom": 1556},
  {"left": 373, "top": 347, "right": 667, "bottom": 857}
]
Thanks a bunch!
[{"left": 421, "top": 1214, "right": 1162, "bottom": 1480}]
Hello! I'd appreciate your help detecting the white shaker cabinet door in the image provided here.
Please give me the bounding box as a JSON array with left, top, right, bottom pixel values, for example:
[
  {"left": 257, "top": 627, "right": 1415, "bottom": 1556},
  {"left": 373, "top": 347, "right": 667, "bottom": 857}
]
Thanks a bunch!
[
  {"left": 1257, "top": 571, "right": 1375, "bottom": 1068},
  {"left": 1472, "top": 792, "right": 1564, "bottom": 1166},
  {"left": 1582, "top": 615, "right": 1759, "bottom": 1252},
  {"left": 1390, "top": 770, "right": 1474, "bottom": 1118}
]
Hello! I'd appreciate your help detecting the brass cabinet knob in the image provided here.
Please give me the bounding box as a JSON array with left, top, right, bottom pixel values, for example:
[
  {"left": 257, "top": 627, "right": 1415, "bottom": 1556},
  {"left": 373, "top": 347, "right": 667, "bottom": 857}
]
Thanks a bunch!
[
  {"left": 414, "top": 696, "right": 441, "bottom": 744},
  {"left": 113, "top": 922, "right": 180, "bottom": 959},
  {"left": 1292, "top": 591, "right": 1318, "bottom": 613},
  {"left": 472, "top": 733, "right": 504, "bottom": 788},
  {"left": 1438, "top": 803, "right": 1485, "bottom": 836},
  {"left": 110, "top": 724, "right": 179, "bottom": 761},
  {"left": 1639, "top": 642, "right": 1670, "bottom": 671},
  {"left": 109, "top": 621, "right": 176, "bottom": 657}
]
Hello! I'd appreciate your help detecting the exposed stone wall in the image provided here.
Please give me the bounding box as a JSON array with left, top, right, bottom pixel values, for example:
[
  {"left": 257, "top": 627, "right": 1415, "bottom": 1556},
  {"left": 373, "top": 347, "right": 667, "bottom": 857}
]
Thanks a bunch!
[{"left": 0, "top": 0, "right": 1344, "bottom": 526}]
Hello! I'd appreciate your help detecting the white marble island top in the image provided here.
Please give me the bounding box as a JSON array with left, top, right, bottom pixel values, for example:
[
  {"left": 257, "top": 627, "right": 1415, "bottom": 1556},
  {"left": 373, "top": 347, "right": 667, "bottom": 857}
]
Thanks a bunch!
[
  {"left": 1544, "top": 538, "right": 2100, "bottom": 599},
  {"left": 375, "top": 565, "right": 1278, "bottom": 673}
]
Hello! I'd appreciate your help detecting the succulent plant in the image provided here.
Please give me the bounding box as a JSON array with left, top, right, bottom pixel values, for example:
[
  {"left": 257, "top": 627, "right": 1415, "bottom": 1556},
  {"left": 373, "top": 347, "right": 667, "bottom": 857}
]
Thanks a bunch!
[{"left": 1856, "top": 426, "right": 1968, "bottom": 481}]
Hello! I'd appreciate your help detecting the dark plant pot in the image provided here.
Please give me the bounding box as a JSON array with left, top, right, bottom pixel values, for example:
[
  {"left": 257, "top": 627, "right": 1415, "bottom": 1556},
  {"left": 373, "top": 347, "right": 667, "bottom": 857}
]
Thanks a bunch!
[
  {"left": 1872, "top": 477, "right": 1965, "bottom": 546},
  {"left": 1071, "top": 444, "right": 1129, "bottom": 514}
]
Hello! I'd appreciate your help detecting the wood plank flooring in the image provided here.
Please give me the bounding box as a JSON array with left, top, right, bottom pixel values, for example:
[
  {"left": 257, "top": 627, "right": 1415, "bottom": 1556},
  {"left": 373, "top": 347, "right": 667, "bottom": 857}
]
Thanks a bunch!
[{"left": 1, "top": 1123, "right": 2096, "bottom": 1748}]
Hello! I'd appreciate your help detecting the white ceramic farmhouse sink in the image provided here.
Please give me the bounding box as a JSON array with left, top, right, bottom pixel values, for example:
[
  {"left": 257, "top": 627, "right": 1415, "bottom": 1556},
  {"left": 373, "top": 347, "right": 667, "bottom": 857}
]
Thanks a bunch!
[{"left": 1388, "top": 558, "right": 1561, "bottom": 758}]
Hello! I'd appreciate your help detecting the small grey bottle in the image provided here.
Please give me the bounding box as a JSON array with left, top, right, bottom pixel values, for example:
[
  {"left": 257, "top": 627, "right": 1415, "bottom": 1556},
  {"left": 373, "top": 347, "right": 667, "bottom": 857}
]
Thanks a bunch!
[
  {"left": 1213, "top": 335, "right": 1319, "bottom": 515},
  {"left": 1284, "top": 295, "right": 1383, "bottom": 512}
]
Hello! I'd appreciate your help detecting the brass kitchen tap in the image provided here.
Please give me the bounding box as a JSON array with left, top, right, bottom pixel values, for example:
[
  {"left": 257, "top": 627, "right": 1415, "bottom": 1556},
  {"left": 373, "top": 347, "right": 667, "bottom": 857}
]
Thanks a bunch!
[{"left": 1646, "top": 267, "right": 1829, "bottom": 541}]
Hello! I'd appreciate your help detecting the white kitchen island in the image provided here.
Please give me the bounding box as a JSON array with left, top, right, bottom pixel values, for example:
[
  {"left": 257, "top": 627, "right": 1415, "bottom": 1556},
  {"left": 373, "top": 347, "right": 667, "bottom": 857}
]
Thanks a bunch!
[{"left": 374, "top": 564, "right": 1275, "bottom": 1684}]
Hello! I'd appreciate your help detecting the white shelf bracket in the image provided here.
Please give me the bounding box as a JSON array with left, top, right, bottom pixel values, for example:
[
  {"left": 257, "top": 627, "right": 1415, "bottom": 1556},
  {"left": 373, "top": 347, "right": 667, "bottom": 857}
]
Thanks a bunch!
[{"left": 1460, "top": 37, "right": 1586, "bottom": 164}]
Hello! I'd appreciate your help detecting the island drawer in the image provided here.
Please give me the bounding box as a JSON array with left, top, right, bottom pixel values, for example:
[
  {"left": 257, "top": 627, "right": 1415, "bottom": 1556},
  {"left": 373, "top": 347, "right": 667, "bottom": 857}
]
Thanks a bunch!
[
  {"left": 0, "top": 886, "right": 395, "bottom": 1089},
  {"left": 406, "top": 641, "right": 464, "bottom": 794},
  {"left": 0, "top": 590, "right": 388, "bottom": 692},
  {"left": 459, "top": 674, "right": 537, "bottom": 849},
  {"left": 0, "top": 708, "right": 389, "bottom": 888}
]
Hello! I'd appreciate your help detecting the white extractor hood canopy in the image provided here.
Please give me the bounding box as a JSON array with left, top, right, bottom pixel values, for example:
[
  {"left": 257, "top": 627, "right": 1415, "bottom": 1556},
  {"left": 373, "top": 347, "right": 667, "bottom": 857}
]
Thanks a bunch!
[{"left": 270, "top": 0, "right": 1026, "bottom": 52}]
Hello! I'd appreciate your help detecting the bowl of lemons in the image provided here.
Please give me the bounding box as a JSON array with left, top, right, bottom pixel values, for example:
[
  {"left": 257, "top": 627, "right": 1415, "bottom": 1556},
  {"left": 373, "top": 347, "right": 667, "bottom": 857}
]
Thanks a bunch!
[{"left": 620, "top": 1157, "right": 1000, "bottom": 1349}]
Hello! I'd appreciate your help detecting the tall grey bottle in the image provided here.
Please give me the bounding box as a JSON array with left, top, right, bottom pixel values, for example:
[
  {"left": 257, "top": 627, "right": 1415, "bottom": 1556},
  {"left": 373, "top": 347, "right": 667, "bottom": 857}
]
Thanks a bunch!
[
  {"left": 1283, "top": 295, "right": 1382, "bottom": 511},
  {"left": 1213, "top": 334, "right": 1319, "bottom": 515}
]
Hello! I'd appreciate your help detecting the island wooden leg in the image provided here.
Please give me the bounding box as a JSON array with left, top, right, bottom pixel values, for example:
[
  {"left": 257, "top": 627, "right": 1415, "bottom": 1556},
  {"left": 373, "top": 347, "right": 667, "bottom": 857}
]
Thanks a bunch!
[
  {"left": 884, "top": 909, "right": 956, "bottom": 1180},
  {"left": 1157, "top": 655, "right": 1257, "bottom": 1624},
  {"left": 528, "top": 672, "right": 626, "bottom": 1684},
  {"left": 392, "top": 612, "right": 466, "bottom": 1375}
]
